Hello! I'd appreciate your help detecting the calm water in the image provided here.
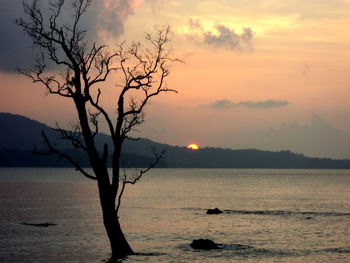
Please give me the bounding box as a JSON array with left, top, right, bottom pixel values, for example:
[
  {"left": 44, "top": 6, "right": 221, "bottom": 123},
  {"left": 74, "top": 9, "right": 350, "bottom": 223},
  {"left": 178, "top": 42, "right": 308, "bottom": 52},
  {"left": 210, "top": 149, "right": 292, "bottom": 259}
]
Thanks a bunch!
[{"left": 0, "top": 168, "right": 349, "bottom": 262}]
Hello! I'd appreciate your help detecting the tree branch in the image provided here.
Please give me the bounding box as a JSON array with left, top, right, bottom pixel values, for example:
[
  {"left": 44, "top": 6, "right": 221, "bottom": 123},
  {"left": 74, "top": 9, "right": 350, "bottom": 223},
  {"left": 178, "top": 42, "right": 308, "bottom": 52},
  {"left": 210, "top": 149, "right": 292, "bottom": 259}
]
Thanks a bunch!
[
  {"left": 36, "top": 131, "right": 97, "bottom": 180},
  {"left": 54, "top": 122, "right": 87, "bottom": 151},
  {"left": 87, "top": 89, "right": 115, "bottom": 141},
  {"left": 115, "top": 148, "right": 165, "bottom": 213}
]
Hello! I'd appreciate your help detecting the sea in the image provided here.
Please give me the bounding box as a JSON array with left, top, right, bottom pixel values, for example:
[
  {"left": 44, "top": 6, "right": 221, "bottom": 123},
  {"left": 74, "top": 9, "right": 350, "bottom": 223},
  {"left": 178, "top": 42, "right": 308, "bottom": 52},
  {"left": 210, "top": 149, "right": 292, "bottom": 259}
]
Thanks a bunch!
[{"left": 0, "top": 168, "right": 349, "bottom": 262}]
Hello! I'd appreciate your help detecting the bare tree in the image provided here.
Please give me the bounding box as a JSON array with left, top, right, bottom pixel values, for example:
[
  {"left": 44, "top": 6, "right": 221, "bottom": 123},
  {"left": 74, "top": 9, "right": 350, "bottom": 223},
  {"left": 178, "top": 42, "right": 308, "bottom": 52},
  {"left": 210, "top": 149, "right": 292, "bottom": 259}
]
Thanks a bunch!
[{"left": 17, "top": 0, "right": 178, "bottom": 260}]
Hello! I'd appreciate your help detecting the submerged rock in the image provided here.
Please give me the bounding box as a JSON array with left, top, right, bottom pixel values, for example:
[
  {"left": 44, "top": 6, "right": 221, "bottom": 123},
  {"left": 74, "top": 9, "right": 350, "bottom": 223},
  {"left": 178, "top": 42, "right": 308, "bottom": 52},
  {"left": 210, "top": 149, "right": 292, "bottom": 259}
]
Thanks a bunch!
[
  {"left": 223, "top": 243, "right": 254, "bottom": 250},
  {"left": 21, "top": 222, "right": 57, "bottom": 227},
  {"left": 206, "top": 208, "right": 223, "bottom": 214},
  {"left": 190, "top": 239, "right": 222, "bottom": 250}
]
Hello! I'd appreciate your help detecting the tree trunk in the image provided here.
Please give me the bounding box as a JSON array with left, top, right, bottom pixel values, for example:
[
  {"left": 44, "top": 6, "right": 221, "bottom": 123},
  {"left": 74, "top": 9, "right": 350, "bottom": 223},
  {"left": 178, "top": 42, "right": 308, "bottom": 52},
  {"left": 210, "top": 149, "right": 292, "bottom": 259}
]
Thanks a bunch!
[
  {"left": 98, "top": 177, "right": 134, "bottom": 260},
  {"left": 104, "top": 215, "right": 134, "bottom": 260}
]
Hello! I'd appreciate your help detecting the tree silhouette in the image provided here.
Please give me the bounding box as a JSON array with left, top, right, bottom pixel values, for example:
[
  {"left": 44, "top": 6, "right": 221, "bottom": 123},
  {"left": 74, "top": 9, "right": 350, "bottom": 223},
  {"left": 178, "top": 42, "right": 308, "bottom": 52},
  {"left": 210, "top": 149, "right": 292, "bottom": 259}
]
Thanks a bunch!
[{"left": 17, "top": 0, "right": 178, "bottom": 259}]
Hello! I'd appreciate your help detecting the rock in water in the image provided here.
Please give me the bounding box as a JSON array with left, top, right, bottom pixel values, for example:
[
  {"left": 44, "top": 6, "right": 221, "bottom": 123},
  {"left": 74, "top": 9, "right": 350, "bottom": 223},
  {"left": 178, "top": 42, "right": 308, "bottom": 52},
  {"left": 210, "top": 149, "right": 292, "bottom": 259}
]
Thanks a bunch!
[
  {"left": 206, "top": 208, "right": 223, "bottom": 214},
  {"left": 190, "top": 239, "right": 222, "bottom": 250},
  {"left": 21, "top": 222, "right": 57, "bottom": 227}
]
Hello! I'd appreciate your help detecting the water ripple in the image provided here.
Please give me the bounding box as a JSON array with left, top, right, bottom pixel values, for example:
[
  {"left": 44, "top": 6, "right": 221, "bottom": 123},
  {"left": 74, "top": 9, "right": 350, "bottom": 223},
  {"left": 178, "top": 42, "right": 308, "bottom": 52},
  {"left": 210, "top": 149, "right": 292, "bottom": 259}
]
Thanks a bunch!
[{"left": 222, "top": 209, "right": 350, "bottom": 217}]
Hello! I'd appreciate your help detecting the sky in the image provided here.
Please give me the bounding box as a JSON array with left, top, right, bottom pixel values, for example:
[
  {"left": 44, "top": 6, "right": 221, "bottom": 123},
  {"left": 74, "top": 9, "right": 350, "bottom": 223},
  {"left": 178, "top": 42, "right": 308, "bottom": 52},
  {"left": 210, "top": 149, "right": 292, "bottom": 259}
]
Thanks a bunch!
[{"left": 0, "top": 0, "right": 350, "bottom": 159}]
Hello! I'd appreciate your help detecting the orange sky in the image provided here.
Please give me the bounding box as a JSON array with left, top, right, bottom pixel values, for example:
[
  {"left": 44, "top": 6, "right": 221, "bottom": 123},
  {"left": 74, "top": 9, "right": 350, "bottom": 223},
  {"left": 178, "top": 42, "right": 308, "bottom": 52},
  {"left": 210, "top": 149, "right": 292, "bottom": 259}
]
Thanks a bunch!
[{"left": 0, "top": 0, "right": 349, "bottom": 158}]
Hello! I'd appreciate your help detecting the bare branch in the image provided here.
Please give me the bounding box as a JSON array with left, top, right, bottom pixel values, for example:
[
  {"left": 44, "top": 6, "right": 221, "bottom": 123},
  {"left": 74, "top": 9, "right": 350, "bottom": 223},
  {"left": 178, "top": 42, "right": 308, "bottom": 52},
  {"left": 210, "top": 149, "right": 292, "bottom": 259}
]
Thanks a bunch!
[
  {"left": 88, "top": 111, "right": 100, "bottom": 139},
  {"left": 54, "top": 122, "right": 87, "bottom": 151},
  {"left": 36, "top": 131, "right": 97, "bottom": 180},
  {"left": 16, "top": 65, "right": 74, "bottom": 98},
  {"left": 114, "top": 26, "right": 180, "bottom": 143},
  {"left": 126, "top": 149, "right": 165, "bottom": 185},
  {"left": 115, "top": 149, "right": 165, "bottom": 214},
  {"left": 89, "top": 51, "right": 119, "bottom": 86},
  {"left": 87, "top": 89, "right": 115, "bottom": 141},
  {"left": 115, "top": 167, "right": 128, "bottom": 215}
]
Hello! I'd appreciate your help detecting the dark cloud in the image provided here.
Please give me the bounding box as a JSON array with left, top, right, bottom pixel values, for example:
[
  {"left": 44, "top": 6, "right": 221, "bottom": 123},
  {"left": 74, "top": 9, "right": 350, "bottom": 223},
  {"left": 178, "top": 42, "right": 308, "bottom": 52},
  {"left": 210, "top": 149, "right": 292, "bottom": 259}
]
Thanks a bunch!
[
  {"left": 203, "top": 99, "right": 289, "bottom": 109},
  {"left": 187, "top": 19, "right": 253, "bottom": 52},
  {"left": 0, "top": 0, "right": 33, "bottom": 72},
  {"left": 0, "top": 0, "right": 137, "bottom": 72},
  {"left": 94, "top": 0, "right": 135, "bottom": 38},
  {"left": 204, "top": 25, "right": 253, "bottom": 51}
]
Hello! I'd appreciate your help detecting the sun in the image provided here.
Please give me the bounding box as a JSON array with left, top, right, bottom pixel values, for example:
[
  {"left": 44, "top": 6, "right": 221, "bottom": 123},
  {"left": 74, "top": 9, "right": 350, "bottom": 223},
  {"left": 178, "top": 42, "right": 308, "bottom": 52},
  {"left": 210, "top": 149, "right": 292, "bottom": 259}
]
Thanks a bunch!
[{"left": 187, "top": 144, "right": 200, "bottom": 150}]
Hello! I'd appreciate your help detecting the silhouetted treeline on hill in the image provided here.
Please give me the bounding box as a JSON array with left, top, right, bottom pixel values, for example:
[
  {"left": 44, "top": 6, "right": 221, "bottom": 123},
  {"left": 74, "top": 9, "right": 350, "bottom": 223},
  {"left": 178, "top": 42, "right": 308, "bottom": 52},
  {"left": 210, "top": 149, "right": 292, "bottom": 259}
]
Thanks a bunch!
[{"left": 1, "top": 112, "right": 350, "bottom": 169}]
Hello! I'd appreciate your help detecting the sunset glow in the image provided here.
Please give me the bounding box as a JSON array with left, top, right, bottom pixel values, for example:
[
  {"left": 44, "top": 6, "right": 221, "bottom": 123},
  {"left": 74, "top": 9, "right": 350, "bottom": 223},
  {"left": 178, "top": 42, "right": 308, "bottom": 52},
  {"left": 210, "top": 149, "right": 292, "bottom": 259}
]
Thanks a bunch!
[
  {"left": 0, "top": 0, "right": 349, "bottom": 159},
  {"left": 1, "top": 1, "right": 349, "bottom": 262},
  {"left": 187, "top": 144, "right": 200, "bottom": 150}
]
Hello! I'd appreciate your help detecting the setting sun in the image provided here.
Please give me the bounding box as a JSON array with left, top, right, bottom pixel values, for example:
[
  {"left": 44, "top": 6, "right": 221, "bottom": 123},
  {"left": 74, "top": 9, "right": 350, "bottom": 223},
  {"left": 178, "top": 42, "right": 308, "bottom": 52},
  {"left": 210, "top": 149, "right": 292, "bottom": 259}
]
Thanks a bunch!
[{"left": 187, "top": 144, "right": 200, "bottom": 150}]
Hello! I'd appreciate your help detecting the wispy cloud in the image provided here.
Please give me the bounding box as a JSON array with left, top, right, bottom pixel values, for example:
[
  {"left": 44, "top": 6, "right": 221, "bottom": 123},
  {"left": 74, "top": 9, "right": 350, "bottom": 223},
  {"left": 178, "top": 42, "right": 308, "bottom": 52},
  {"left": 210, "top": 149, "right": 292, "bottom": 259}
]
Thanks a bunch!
[
  {"left": 186, "top": 19, "right": 253, "bottom": 52},
  {"left": 203, "top": 99, "right": 290, "bottom": 109}
]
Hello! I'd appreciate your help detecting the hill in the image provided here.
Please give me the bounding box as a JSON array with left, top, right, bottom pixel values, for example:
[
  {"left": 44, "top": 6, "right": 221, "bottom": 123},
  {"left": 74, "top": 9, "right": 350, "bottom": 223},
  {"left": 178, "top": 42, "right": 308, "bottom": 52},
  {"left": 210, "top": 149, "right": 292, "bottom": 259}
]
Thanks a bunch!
[
  {"left": 1, "top": 112, "right": 350, "bottom": 169},
  {"left": 0, "top": 113, "right": 156, "bottom": 167}
]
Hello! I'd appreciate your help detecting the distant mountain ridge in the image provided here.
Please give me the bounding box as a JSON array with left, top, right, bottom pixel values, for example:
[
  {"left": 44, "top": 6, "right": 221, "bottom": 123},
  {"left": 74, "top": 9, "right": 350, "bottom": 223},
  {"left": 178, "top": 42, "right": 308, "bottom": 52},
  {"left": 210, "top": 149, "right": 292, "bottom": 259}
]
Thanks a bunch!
[
  {"left": 1, "top": 112, "right": 350, "bottom": 169},
  {"left": 0, "top": 113, "right": 54, "bottom": 150}
]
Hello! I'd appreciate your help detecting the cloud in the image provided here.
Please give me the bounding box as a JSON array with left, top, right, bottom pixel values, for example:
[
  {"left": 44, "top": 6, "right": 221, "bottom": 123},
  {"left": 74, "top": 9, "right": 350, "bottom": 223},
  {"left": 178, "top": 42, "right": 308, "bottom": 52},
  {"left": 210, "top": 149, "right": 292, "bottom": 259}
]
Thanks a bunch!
[
  {"left": 187, "top": 19, "right": 253, "bottom": 52},
  {"left": 0, "top": 1, "right": 34, "bottom": 72},
  {"left": 242, "top": 114, "right": 350, "bottom": 159},
  {"left": 94, "top": 0, "right": 136, "bottom": 38},
  {"left": 204, "top": 25, "right": 253, "bottom": 51},
  {"left": 203, "top": 99, "right": 290, "bottom": 109},
  {"left": 0, "top": 0, "right": 139, "bottom": 72}
]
